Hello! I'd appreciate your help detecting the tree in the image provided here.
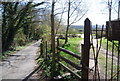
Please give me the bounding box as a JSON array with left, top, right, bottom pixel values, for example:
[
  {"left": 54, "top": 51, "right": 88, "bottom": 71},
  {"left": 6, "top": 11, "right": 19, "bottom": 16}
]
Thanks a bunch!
[
  {"left": 101, "top": 0, "right": 119, "bottom": 20},
  {"left": 2, "top": 2, "right": 45, "bottom": 52},
  {"left": 64, "top": 0, "right": 87, "bottom": 44}
]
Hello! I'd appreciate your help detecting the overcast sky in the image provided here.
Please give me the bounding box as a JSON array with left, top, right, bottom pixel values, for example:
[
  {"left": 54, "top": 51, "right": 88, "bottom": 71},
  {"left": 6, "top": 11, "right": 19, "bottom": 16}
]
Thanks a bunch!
[
  {"left": 0, "top": 0, "right": 119, "bottom": 25},
  {"left": 71, "top": 0, "right": 119, "bottom": 25},
  {"left": 51, "top": 0, "right": 119, "bottom": 25}
]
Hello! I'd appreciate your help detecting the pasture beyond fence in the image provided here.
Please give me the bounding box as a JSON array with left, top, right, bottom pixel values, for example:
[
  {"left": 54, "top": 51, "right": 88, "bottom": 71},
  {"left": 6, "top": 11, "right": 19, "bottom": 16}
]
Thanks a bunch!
[{"left": 38, "top": 18, "right": 120, "bottom": 81}]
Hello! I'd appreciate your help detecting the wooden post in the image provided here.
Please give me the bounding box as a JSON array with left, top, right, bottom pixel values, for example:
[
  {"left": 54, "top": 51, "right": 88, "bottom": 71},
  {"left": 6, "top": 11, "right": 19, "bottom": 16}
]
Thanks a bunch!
[
  {"left": 51, "top": 0, "right": 56, "bottom": 77},
  {"left": 57, "top": 38, "right": 59, "bottom": 48},
  {"left": 45, "top": 41, "right": 47, "bottom": 61},
  {"left": 57, "top": 38, "right": 60, "bottom": 54},
  {"left": 82, "top": 18, "right": 91, "bottom": 81},
  {"left": 40, "top": 39, "right": 43, "bottom": 57},
  {"left": 57, "top": 38, "right": 61, "bottom": 72}
]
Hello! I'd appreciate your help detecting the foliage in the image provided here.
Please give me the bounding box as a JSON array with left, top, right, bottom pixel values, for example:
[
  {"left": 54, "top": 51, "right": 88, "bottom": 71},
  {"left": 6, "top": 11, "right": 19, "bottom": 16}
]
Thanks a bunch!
[
  {"left": 37, "top": 54, "right": 61, "bottom": 78},
  {"left": 14, "top": 28, "right": 27, "bottom": 46},
  {"left": 39, "top": 24, "right": 51, "bottom": 41},
  {"left": 1, "top": 2, "right": 45, "bottom": 52},
  {"left": 37, "top": 38, "right": 82, "bottom": 80},
  {"left": 68, "top": 28, "right": 79, "bottom": 34}
]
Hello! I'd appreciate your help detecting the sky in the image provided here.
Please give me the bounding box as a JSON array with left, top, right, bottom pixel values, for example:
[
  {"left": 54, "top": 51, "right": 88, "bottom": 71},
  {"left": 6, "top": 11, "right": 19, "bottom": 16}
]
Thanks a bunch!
[
  {"left": 71, "top": 0, "right": 119, "bottom": 25},
  {"left": 28, "top": 0, "right": 112, "bottom": 25},
  {"left": 0, "top": 0, "right": 119, "bottom": 25},
  {"left": 78, "top": 0, "right": 108, "bottom": 25}
]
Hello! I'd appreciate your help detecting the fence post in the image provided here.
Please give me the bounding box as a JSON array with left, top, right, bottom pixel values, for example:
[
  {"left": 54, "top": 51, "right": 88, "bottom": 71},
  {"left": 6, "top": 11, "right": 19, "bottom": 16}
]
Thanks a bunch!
[
  {"left": 57, "top": 38, "right": 61, "bottom": 71},
  {"left": 45, "top": 41, "right": 47, "bottom": 61},
  {"left": 81, "top": 18, "right": 91, "bottom": 81},
  {"left": 40, "top": 38, "right": 43, "bottom": 57},
  {"left": 57, "top": 38, "right": 59, "bottom": 48}
]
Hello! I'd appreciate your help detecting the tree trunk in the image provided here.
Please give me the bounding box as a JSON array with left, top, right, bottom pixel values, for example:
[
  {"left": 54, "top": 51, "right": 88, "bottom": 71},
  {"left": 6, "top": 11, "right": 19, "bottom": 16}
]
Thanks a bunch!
[
  {"left": 2, "top": 28, "right": 16, "bottom": 52},
  {"left": 64, "top": 0, "right": 70, "bottom": 44},
  {"left": 51, "top": 0, "right": 56, "bottom": 77}
]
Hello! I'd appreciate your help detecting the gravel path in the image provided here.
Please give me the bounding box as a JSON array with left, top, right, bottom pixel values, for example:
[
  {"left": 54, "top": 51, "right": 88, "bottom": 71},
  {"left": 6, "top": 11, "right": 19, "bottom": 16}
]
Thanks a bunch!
[{"left": 0, "top": 40, "right": 41, "bottom": 80}]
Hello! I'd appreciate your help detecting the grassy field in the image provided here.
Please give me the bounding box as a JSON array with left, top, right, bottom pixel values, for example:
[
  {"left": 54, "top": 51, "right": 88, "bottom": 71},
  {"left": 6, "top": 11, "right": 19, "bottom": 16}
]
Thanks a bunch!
[
  {"left": 59, "top": 37, "right": 82, "bottom": 66},
  {"left": 100, "top": 38, "right": 119, "bottom": 56}
]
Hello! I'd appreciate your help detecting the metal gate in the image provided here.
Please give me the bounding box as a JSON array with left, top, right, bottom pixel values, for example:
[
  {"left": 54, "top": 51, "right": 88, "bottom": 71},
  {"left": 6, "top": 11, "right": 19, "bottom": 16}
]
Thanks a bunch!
[{"left": 82, "top": 18, "right": 120, "bottom": 81}]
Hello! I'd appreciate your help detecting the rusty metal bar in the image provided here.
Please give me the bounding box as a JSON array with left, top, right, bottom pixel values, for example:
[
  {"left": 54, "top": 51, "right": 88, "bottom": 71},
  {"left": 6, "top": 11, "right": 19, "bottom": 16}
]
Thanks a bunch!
[
  {"left": 111, "top": 40, "right": 114, "bottom": 81},
  {"left": 57, "top": 61, "right": 81, "bottom": 80},
  {"left": 94, "top": 24, "right": 98, "bottom": 80},
  {"left": 57, "top": 47, "right": 81, "bottom": 59},
  {"left": 117, "top": 41, "right": 120, "bottom": 81},
  {"left": 105, "top": 23, "right": 109, "bottom": 80},
  {"left": 58, "top": 55, "right": 82, "bottom": 70}
]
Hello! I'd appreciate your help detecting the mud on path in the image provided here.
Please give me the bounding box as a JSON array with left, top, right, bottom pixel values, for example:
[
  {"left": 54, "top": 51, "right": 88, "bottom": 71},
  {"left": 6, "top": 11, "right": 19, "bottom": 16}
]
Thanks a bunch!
[{"left": 0, "top": 40, "right": 41, "bottom": 80}]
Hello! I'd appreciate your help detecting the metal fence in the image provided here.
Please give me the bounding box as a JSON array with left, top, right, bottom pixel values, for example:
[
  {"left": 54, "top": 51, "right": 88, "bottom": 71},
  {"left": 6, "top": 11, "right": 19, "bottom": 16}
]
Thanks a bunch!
[{"left": 89, "top": 19, "right": 120, "bottom": 81}]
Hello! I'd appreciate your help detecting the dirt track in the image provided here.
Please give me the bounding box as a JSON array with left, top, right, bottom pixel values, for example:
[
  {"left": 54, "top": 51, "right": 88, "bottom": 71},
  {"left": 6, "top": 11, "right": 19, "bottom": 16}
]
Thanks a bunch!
[{"left": 0, "top": 40, "right": 40, "bottom": 80}]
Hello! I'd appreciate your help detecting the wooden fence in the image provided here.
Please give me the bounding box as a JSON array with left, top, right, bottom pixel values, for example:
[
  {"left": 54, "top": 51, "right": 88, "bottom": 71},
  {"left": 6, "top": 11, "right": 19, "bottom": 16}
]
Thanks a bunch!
[{"left": 39, "top": 18, "right": 91, "bottom": 80}]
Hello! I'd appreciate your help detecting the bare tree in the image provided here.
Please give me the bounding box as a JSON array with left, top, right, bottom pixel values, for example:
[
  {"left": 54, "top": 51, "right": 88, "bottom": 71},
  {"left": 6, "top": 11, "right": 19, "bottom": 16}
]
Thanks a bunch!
[{"left": 64, "top": 0, "right": 87, "bottom": 44}]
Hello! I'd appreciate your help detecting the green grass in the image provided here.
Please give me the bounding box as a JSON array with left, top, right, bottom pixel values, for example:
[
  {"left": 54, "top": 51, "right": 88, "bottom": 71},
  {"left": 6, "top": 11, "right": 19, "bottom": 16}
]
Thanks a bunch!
[
  {"left": 98, "top": 53, "right": 120, "bottom": 79},
  {"left": 59, "top": 37, "right": 82, "bottom": 66},
  {"left": 98, "top": 38, "right": 119, "bottom": 79},
  {"left": 100, "top": 38, "right": 119, "bottom": 56},
  {"left": 60, "top": 38, "right": 82, "bottom": 54}
]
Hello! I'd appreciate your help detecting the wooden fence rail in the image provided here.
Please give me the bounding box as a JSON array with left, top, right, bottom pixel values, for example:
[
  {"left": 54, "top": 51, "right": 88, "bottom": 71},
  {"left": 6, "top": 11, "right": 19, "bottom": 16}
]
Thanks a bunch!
[
  {"left": 57, "top": 47, "right": 81, "bottom": 59},
  {"left": 57, "top": 61, "right": 81, "bottom": 80},
  {"left": 57, "top": 55, "right": 82, "bottom": 70},
  {"left": 55, "top": 38, "right": 82, "bottom": 79}
]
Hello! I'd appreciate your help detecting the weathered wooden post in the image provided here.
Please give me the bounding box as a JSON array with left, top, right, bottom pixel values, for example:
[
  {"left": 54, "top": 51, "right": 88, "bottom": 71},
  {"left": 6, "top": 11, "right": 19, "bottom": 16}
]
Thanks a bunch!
[
  {"left": 57, "top": 38, "right": 60, "bottom": 53},
  {"left": 81, "top": 18, "right": 91, "bottom": 81},
  {"left": 57, "top": 38, "right": 61, "bottom": 71},
  {"left": 45, "top": 41, "right": 47, "bottom": 61},
  {"left": 51, "top": 0, "right": 56, "bottom": 77},
  {"left": 40, "top": 38, "right": 43, "bottom": 57}
]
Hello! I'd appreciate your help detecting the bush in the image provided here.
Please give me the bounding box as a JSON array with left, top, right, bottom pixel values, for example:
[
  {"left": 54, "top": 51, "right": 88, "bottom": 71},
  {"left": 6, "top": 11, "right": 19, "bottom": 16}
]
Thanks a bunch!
[{"left": 13, "top": 28, "right": 27, "bottom": 46}]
